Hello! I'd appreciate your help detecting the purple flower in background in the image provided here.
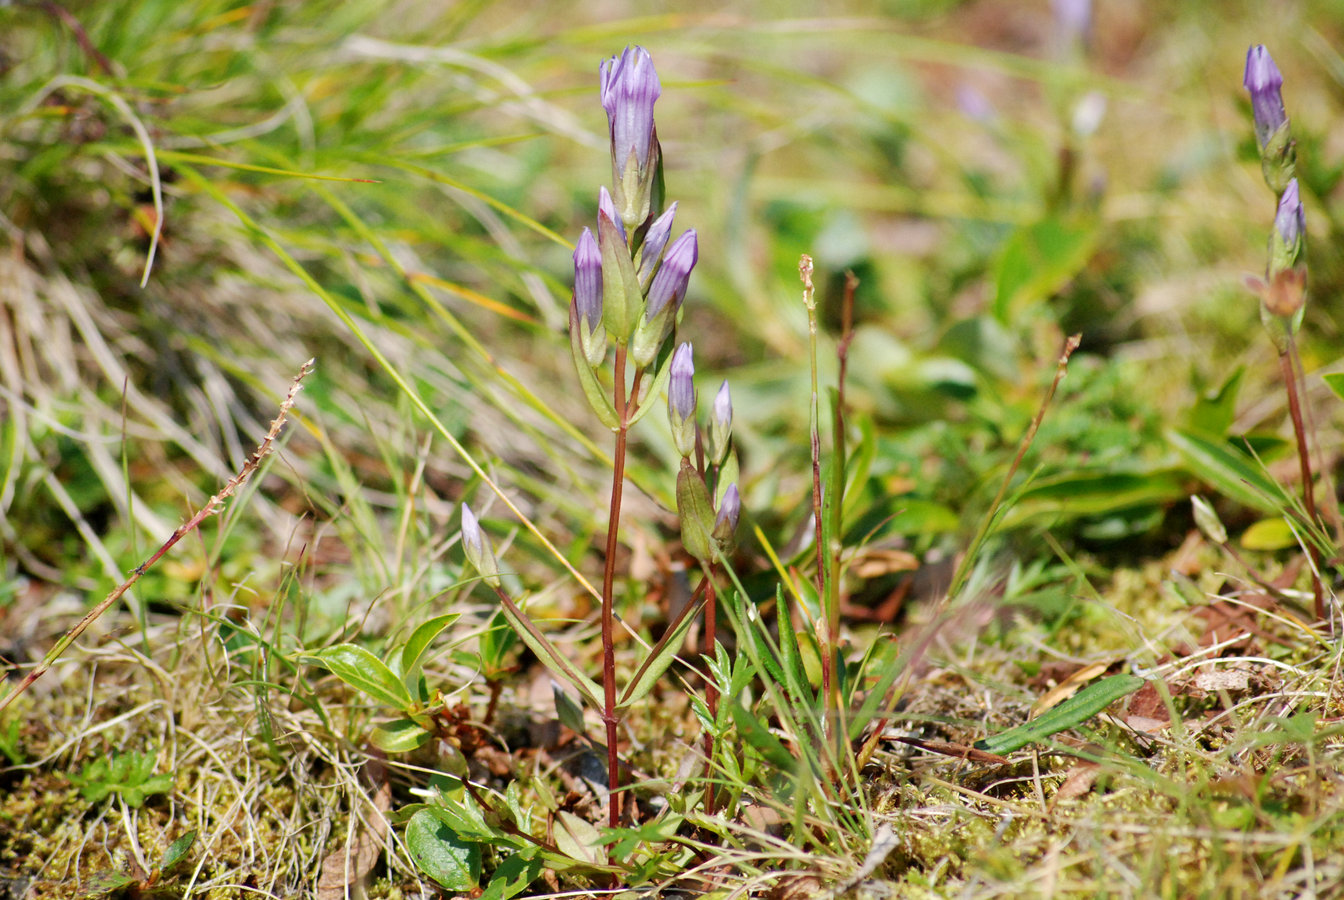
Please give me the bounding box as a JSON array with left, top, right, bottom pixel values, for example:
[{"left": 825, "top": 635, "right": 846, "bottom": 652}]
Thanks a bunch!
[
  {"left": 1275, "top": 178, "right": 1304, "bottom": 247},
  {"left": 600, "top": 46, "right": 661, "bottom": 180},
  {"left": 1244, "top": 45, "right": 1286, "bottom": 149},
  {"left": 1052, "top": 0, "right": 1091, "bottom": 45},
  {"left": 645, "top": 230, "right": 698, "bottom": 321},
  {"left": 712, "top": 381, "right": 732, "bottom": 435}
]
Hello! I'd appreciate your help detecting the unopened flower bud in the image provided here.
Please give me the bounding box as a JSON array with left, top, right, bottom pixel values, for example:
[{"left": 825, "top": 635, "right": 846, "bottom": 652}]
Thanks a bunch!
[
  {"left": 715, "top": 483, "right": 747, "bottom": 553},
  {"left": 600, "top": 46, "right": 662, "bottom": 228},
  {"left": 707, "top": 380, "right": 732, "bottom": 466},
  {"left": 631, "top": 229, "right": 697, "bottom": 367},
  {"left": 637, "top": 202, "right": 678, "bottom": 288},
  {"left": 1244, "top": 44, "right": 1295, "bottom": 193},
  {"left": 572, "top": 227, "right": 606, "bottom": 366},
  {"left": 598, "top": 186, "right": 626, "bottom": 245},
  {"left": 460, "top": 504, "right": 500, "bottom": 588},
  {"left": 1244, "top": 45, "right": 1286, "bottom": 149},
  {"left": 668, "top": 342, "right": 697, "bottom": 457}
]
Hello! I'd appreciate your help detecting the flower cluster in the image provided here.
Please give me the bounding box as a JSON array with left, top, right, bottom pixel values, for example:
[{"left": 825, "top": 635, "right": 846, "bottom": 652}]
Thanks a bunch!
[
  {"left": 570, "top": 46, "right": 741, "bottom": 563},
  {"left": 1243, "top": 44, "right": 1306, "bottom": 341}
]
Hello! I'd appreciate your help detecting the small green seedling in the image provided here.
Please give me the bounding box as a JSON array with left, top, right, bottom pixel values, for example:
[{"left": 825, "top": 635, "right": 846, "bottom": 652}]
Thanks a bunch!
[
  {"left": 81, "top": 829, "right": 197, "bottom": 899},
  {"left": 70, "top": 750, "right": 174, "bottom": 808}
]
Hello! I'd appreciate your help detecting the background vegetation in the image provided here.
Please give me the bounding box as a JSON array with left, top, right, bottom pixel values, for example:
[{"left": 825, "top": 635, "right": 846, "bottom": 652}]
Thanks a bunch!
[{"left": 1, "top": 0, "right": 1342, "bottom": 897}]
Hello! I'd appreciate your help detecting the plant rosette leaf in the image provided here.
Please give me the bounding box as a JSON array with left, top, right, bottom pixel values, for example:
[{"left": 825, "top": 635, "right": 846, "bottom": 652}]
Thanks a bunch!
[
  {"left": 370, "top": 717, "right": 433, "bottom": 754},
  {"left": 159, "top": 829, "right": 198, "bottom": 874},
  {"left": 974, "top": 673, "right": 1145, "bottom": 754},
  {"left": 399, "top": 613, "right": 461, "bottom": 694}
]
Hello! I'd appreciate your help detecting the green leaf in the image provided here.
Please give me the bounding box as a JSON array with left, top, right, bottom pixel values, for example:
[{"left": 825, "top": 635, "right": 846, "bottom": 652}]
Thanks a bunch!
[
  {"left": 618, "top": 591, "right": 706, "bottom": 710},
  {"left": 1240, "top": 517, "right": 1297, "bottom": 550},
  {"left": 1323, "top": 372, "right": 1344, "bottom": 405},
  {"left": 496, "top": 594, "right": 603, "bottom": 709},
  {"left": 554, "top": 810, "right": 605, "bottom": 866},
  {"left": 1166, "top": 428, "right": 1290, "bottom": 514},
  {"left": 159, "top": 829, "right": 198, "bottom": 873},
  {"left": 406, "top": 808, "right": 482, "bottom": 891},
  {"left": 729, "top": 700, "right": 795, "bottom": 772},
  {"left": 998, "top": 468, "right": 1186, "bottom": 529},
  {"left": 303, "top": 644, "right": 414, "bottom": 712},
  {"left": 1188, "top": 366, "right": 1245, "bottom": 436},
  {"left": 992, "top": 217, "right": 1097, "bottom": 323},
  {"left": 974, "top": 674, "right": 1144, "bottom": 754},
  {"left": 479, "top": 852, "right": 544, "bottom": 900},
  {"left": 400, "top": 613, "right": 461, "bottom": 694},
  {"left": 370, "top": 717, "right": 433, "bottom": 754}
]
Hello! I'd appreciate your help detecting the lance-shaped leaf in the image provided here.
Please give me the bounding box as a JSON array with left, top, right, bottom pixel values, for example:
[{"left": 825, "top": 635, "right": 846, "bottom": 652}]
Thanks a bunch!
[
  {"left": 618, "top": 591, "right": 707, "bottom": 711},
  {"left": 400, "top": 613, "right": 461, "bottom": 694},
  {"left": 974, "top": 673, "right": 1144, "bottom": 754},
  {"left": 304, "top": 644, "right": 413, "bottom": 712},
  {"left": 496, "top": 591, "right": 603, "bottom": 710}
]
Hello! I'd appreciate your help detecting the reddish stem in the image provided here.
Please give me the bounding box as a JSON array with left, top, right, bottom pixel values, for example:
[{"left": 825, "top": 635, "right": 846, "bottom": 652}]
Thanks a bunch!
[
  {"left": 600, "top": 348, "right": 633, "bottom": 840},
  {"left": 1279, "top": 346, "right": 1325, "bottom": 622},
  {"left": 702, "top": 571, "right": 718, "bottom": 815}
]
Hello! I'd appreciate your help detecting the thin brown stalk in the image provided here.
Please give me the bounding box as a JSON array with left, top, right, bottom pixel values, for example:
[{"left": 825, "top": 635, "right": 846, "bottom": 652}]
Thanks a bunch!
[
  {"left": 0, "top": 359, "right": 313, "bottom": 716},
  {"left": 799, "top": 255, "right": 830, "bottom": 703},
  {"left": 702, "top": 569, "right": 718, "bottom": 815},
  {"left": 1279, "top": 342, "right": 1325, "bottom": 622},
  {"left": 600, "top": 347, "right": 630, "bottom": 837}
]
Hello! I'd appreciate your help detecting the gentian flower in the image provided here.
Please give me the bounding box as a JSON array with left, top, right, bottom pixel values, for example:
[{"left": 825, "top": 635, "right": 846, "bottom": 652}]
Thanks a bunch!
[
  {"left": 460, "top": 504, "right": 500, "bottom": 587},
  {"left": 600, "top": 45, "right": 662, "bottom": 228},
  {"left": 707, "top": 380, "right": 732, "bottom": 466},
  {"left": 1244, "top": 45, "right": 1286, "bottom": 149},
  {"left": 667, "top": 342, "right": 696, "bottom": 457},
  {"left": 572, "top": 227, "right": 606, "bottom": 366}
]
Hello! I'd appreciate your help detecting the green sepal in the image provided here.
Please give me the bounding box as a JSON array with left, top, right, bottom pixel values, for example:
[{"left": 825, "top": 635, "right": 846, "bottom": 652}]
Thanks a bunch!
[
  {"left": 676, "top": 461, "right": 715, "bottom": 563},
  {"left": 597, "top": 210, "right": 641, "bottom": 344},
  {"left": 1259, "top": 119, "right": 1296, "bottom": 195},
  {"left": 569, "top": 302, "right": 620, "bottom": 430},
  {"left": 629, "top": 299, "right": 675, "bottom": 369},
  {"left": 715, "top": 451, "right": 740, "bottom": 506}
]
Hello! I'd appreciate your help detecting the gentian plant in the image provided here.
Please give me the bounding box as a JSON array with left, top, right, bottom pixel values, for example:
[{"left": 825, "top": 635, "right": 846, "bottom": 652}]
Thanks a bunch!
[{"left": 461, "top": 45, "right": 740, "bottom": 837}]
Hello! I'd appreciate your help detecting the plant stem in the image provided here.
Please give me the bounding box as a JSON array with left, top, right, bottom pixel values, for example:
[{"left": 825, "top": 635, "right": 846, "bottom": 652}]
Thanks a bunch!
[
  {"left": 799, "top": 256, "right": 831, "bottom": 706},
  {"left": 601, "top": 347, "right": 631, "bottom": 835},
  {"left": 1279, "top": 341, "right": 1325, "bottom": 622},
  {"left": 702, "top": 568, "right": 718, "bottom": 815}
]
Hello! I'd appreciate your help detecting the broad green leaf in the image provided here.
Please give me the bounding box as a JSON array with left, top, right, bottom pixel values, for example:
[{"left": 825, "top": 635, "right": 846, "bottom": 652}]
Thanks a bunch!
[
  {"left": 370, "top": 717, "right": 433, "bottom": 754},
  {"left": 974, "top": 674, "right": 1144, "bottom": 754},
  {"left": 992, "top": 217, "right": 1098, "bottom": 323},
  {"left": 422, "top": 797, "right": 499, "bottom": 843},
  {"left": 406, "top": 808, "right": 481, "bottom": 891},
  {"left": 159, "top": 829, "right": 197, "bottom": 873},
  {"left": 303, "top": 644, "right": 413, "bottom": 712},
  {"left": 479, "top": 852, "right": 544, "bottom": 900},
  {"left": 400, "top": 613, "right": 461, "bottom": 693},
  {"left": 497, "top": 594, "right": 602, "bottom": 709},
  {"left": 1166, "top": 428, "right": 1290, "bottom": 514},
  {"left": 1240, "top": 517, "right": 1296, "bottom": 550}
]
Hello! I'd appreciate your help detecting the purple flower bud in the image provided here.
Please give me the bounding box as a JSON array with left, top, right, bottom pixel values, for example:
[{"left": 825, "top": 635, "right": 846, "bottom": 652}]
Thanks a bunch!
[
  {"left": 1244, "top": 45, "right": 1287, "bottom": 149},
  {"left": 712, "top": 381, "right": 732, "bottom": 433},
  {"left": 668, "top": 342, "right": 696, "bottom": 457},
  {"left": 637, "top": 202, "right": 678, "bottom": 284},
  {"left": 598, "top": 186, "right": 626, "bottom": 244},
  {"left": 645, "top": 229, "right": 697, "bottom": 321},
  {"left": 573, "top": 227, "right": 602, "bottom": 334},
  {"left": 1274, "top": 178, "right": 1304, "bottom": 248},
  {"left": 600, "top": 46, "right": 661, "bottom": 180},
  {"left": 461, "top": 503, "right": 500, "bottom": 587},
  {"left": 712, "top": 483, "right": 741, "bottom": 544}
]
